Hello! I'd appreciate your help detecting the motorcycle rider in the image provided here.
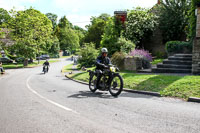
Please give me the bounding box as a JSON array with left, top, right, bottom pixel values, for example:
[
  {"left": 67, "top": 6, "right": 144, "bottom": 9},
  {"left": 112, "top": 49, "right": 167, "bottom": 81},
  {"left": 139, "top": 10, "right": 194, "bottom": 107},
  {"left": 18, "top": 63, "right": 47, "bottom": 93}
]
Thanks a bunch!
[
  {"left": 0, "top": 61, "right": 4, "bottom": 74},
  {"left": 43, "top": 59, "right": 50, "bottom": 72},
  {"left": 95, "top": 48, "right": 112, "bottom": 89}
]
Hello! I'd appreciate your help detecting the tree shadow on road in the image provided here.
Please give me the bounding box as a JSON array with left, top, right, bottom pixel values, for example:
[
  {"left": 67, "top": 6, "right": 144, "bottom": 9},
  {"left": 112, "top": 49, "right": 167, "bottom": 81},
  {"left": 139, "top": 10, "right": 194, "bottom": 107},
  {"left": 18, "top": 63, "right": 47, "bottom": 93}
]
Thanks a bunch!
[
  {"left": 119, "top": 91, "right": 156, "bottom": 99},
  {"left": 67, "top": 91, "right": 116, "bottom": 99},
  {"left": 67, "top": 90, "right": 157, "bottom": 99}
]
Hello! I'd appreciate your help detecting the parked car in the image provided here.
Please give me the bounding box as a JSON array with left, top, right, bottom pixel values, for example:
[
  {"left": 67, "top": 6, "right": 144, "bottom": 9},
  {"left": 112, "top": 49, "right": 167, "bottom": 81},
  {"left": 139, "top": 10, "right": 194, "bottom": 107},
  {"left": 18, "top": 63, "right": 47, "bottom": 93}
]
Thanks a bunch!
[
  {"left": 15, "top": 57, "right": 33, "bottom": 63},
  {"left": 15, "top": 57, "right": 24, "bottom": 63},
  {"left": 0, "top": 57, "right": 13, "bottom": 63},
  {"left": 36, "top": 55, "right": 50, "bottom": 60}
]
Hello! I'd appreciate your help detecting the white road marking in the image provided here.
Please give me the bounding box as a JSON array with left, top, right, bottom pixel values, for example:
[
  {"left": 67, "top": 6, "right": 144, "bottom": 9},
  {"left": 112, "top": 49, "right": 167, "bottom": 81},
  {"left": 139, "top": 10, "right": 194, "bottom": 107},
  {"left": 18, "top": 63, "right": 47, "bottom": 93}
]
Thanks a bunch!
[{"left": 26, "top": 75, "right": 79, "bottom": 114}]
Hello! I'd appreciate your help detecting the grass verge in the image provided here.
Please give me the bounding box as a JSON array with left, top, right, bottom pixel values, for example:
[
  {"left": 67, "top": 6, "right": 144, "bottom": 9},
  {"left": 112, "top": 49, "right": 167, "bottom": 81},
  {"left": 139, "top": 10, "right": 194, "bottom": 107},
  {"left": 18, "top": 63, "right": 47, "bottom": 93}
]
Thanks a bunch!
[
  {"left": 3, "top": 59, "right": 60, "bottom": 69},
  {"left": 64, "top": 64, "right": 200, "bottom": 100}
]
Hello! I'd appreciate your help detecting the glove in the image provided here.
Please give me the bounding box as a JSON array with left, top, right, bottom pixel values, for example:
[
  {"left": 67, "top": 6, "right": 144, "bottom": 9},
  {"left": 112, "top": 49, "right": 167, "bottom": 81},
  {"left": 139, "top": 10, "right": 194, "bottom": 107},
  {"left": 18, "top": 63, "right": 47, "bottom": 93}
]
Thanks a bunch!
[{"left": 103, "top": 65, "right": 109, "bottom": 69}]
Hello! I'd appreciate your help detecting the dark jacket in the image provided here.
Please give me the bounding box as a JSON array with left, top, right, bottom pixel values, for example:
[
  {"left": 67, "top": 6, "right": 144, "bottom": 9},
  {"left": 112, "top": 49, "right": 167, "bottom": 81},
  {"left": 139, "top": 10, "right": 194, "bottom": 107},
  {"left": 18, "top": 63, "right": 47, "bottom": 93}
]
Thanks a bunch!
[
  {"left": 43, "top": 61, "right": 49, "bottom": 66},
  {"left": 96, "top": 55, "right": 111, "bottom": 70}
]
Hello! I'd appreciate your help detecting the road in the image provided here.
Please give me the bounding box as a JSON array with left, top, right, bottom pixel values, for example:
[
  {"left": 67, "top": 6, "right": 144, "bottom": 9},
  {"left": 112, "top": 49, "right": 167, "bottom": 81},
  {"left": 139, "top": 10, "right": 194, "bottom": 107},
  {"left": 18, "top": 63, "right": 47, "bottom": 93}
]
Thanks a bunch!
[{"left": 0, "top": 58, "right": 200, "bottom": 133}]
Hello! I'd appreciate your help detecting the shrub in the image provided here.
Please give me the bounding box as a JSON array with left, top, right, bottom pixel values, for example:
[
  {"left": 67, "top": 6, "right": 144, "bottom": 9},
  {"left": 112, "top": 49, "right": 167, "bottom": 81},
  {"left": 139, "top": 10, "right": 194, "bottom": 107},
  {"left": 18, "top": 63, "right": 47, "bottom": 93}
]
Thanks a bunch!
[
  {"left": 77, "top": 43, "right": 99, "bottom": 67},
  {"left": 154, "top": 51, "right": 167, "bottom": 59},
  {"left": 165, "top": 41, "right": 192, "bottom": 54},
  {"left": 116, "top": 37, "right": 135, "bottom": 54},
  {"left": 111, "top": 52, "right": 126, "bottom": 70},
  {"left": 129, "top": 49, "right": 152, "bottom": 62},
  {"left": 129, "top": 49, "right": 152, "bottom": 69}
]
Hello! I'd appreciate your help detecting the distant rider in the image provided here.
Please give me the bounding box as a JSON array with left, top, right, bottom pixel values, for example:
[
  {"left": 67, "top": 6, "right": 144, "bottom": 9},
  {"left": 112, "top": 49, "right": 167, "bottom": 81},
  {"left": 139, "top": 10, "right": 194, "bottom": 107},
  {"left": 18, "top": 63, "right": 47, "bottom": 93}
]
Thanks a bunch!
[
  {"left": 0, "top": 61, "right": 4, "bottom": 74},
  {"left": 95, "top": 48, "right": 112, "bottom": 89},
  {"left": 43, "top": 59, "right": 50, "bottom": 72}
]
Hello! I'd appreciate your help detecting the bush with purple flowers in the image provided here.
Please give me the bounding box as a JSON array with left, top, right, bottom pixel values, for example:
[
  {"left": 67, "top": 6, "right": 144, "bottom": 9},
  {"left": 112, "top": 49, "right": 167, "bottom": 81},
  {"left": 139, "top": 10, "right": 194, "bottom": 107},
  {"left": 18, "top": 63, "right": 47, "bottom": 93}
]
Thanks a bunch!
[{"left": 129, "top": 49, "right": 152, "bottom": 62}]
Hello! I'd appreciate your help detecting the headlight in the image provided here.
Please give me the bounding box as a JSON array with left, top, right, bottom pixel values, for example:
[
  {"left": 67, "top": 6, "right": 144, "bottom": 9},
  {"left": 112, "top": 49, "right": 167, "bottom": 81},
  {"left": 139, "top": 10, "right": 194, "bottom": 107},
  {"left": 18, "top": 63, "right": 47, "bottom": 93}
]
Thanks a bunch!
[{"left": 110, "top": 67, "right": 116, "bottom": 72}]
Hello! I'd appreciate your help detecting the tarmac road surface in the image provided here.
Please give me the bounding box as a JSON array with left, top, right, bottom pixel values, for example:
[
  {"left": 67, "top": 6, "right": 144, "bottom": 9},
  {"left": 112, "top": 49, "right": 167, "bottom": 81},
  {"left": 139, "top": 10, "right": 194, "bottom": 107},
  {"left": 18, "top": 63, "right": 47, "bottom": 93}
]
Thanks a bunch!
[{"left": 0, "top": 58, "right": 200, "bottom": 133}]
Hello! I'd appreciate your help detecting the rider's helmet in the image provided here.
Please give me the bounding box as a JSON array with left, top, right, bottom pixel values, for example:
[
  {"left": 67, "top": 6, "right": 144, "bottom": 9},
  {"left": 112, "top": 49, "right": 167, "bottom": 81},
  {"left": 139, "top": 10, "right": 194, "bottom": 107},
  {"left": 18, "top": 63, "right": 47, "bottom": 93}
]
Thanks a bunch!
[{"left": 101, "top": 48, "right": 108, "bottom": 53}]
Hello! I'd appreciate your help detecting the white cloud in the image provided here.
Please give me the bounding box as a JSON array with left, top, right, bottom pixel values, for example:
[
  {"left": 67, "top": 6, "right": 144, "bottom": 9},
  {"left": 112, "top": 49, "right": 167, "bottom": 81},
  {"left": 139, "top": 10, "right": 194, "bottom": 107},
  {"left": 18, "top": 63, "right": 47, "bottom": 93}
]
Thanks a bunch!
[
  {"left": 66, "top": 14, "right": 91, "bottom": 29},
  {"left": 0, "top": 0, "right": 37, "bottom": 11},
  {"left": 53, "top": 0, "right": 157, "bottom": 28}
]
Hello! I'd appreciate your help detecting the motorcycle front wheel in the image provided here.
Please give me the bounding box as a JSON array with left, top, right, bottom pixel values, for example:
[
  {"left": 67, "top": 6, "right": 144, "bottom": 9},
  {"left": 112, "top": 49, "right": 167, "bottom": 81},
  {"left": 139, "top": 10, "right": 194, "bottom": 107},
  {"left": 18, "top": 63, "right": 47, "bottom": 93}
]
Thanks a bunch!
[
  {"left": 109, "top": 74, "right": 123, "bottom": 97},
  {"left": 89, "top": 73, "right": 98, "bottom": 92}
]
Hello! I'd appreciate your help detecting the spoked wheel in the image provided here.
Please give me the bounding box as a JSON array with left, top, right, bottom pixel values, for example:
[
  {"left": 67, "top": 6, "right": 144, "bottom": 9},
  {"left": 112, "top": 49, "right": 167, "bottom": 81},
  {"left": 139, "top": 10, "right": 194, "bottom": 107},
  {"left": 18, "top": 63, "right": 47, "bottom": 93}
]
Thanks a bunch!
[
  {"left": 109, "top": 74, "right": 123, "bottom": 97},
  {"left": 89, "top": 73, "right": 98, "bottom": 92},
  {"left": 43, "top": 68, "right": 46, "bottom": 74}
]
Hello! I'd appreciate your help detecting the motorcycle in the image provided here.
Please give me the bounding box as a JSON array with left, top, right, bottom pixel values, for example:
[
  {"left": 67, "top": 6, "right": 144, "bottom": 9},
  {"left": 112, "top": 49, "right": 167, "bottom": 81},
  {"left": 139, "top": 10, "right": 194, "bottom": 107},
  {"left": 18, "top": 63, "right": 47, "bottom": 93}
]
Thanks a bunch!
[
  {"left": 43, "top": 65, "right": 48, "bottom": 74},
  {"left": 88, "top": 65, "right": 123, "bottom": 97}
]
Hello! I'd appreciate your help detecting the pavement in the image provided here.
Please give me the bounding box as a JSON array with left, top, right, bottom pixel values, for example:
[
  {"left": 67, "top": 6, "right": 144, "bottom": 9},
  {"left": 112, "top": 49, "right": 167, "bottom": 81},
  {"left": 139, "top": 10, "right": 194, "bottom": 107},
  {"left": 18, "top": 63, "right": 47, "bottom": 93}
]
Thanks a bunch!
[{"left": 64, "top": 65, "right": 200, "bottom": 103}]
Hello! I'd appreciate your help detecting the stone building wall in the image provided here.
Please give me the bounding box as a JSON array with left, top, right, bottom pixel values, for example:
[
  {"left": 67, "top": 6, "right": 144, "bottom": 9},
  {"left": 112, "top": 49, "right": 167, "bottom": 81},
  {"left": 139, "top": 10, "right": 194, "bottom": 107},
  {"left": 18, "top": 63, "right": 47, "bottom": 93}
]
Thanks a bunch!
[
  {"left": 124, "top": 57, "right": 142, "bottom": 71},
  {"left": 192, "top": 7, "right": 200, "bottom": 74}
]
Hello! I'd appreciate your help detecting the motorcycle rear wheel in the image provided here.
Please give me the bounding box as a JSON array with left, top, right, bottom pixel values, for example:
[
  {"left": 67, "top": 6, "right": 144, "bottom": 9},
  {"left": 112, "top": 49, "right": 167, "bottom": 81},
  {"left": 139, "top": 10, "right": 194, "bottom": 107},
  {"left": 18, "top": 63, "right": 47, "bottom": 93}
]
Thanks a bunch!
[
  {"left": 89, "top": 73, "right": 98, "bottom": 92},
  {"left": 109, "top": 74, "right": 123, "bottom": 97}
]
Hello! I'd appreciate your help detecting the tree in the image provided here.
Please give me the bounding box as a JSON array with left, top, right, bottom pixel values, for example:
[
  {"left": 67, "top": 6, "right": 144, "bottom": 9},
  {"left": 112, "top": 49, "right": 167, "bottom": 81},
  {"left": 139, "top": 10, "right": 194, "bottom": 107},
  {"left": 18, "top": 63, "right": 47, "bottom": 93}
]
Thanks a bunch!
[
  {"left": 48, "top": 35, "right": 60, "bottom": 57},
  {"left": 124, "top": 7, "right": 157, "bottom": 47},
  {"left": 0, "top": 8, "right": 11, "bottom": 26},
  {"left": 58, "top": 27, "right": 79, "bottom": 51},
  {"left": 73, "top": 25, "right": 86, "bottom": 47},
  {"left": 84, "top": 13, "right": 110, "bottom": 48},
  {"left": 101, "top": 17, "right": 121, "bottom": 55},
  {"left": 46, "top": 13, "right": 58, "bottom": 30},
  {"left": 117, "top": 37, "right": 135, "bottom": 54},
  {"left": 8, "top": 8, "right": 53, "bottom": 66},
  {"left": 158, "top": 0, "right": 191, "bottom": 42},
  {"left": 188, "top": 0, "right": 200, "bottom": 39},
  {"left": 78, "top": 43, "right": 99, "bottom": 67},
  {"left": 56, "top": 16, "right": 79, "bottom": 52}
]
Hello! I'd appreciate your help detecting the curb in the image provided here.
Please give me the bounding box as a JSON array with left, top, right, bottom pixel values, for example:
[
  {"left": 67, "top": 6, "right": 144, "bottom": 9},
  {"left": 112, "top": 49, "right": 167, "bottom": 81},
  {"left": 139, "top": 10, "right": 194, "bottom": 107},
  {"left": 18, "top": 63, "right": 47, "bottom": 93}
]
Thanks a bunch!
[
  {"left": 65, "top": 74, "right": 89, "bottom": 85},
  {"left": 65, "top": 74, "right": 161, "bottom": 97},
  {"left": 123, "top": 88, "right": 161, "bottom": 97},
  {"left": 188, "top": 97, "right": 200, "bottom": 103}
]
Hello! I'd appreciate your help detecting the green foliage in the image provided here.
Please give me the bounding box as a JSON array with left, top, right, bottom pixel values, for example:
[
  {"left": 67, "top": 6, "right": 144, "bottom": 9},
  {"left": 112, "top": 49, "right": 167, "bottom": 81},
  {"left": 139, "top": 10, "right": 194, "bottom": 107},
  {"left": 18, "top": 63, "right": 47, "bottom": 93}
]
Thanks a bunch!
[
  {"left": 151, "top": 58, "right": 164, "bottom": 65},
  {"left": 165, "top": 41, "right": 192, "bottom": 53},
  {"left": 101, "top": 17, "right": 120, "bottom": 55},
  {"left": 111, "top": 52, "right": 126, "bottom": 70},
  {"left": 59, "top": 28, "right": 79, "bottom": 51},
  {"left": 58, "top": 16, "right": 72, "bottom": 28},
  {"left": 46, "top": 13, "right": 58, "bottom": 30},
  {"left": 84, "top": 13, "right": 110, "bottom": 48},
  {"left": 48, "top": 36, "right": 60, "bottom": 58},
  {"left": 154, "top": 51, "right": 167, "bottom": 59},
  {"left": 116, "top": 37, "right": 135, "bottom": 53},
  {"left": 8, "top": 8, "right": 53, "bottom": 60},
  {"left": 73, "top": 26, "right": 86, "bottom": 47},
  {"left": 124, "top": 7, "right": 158, "bottom": 45},
  {"left": 158, "top": 0, "right": 190, "bottom": 42},
  {"left": 189, "top": 0, "right": 200, "bottom": 39},
  {"left": 57, "top": 16, "right": 79, "bottom": 51},
  {"left": 0, "top": 8, "right": 11, "bottom": 26},
  {"left": 78, "top": 43, "right": 99, "bottom": 67}
]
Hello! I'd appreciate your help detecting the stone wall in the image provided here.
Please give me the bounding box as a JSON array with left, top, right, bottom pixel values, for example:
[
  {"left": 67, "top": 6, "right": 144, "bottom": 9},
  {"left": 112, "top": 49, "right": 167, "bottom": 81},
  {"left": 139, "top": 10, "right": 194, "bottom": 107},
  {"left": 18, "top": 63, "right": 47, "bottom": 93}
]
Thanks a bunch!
[
  {"left": 145, "top": 28, "right": 165, "bottom": 56},
  {"left": 192, "top": 7, "right": 200, "bottom": 74},
  {"left": 124, "top": 57, "right": 142, "bottom": 71}
]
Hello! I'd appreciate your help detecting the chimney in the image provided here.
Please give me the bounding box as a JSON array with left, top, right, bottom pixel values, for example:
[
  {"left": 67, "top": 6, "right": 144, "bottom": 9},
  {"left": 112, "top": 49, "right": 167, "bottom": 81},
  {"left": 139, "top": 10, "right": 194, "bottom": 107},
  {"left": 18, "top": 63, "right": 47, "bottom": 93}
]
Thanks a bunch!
[{"left": 157, "top": 0, "right": 160, "bottom": 4}]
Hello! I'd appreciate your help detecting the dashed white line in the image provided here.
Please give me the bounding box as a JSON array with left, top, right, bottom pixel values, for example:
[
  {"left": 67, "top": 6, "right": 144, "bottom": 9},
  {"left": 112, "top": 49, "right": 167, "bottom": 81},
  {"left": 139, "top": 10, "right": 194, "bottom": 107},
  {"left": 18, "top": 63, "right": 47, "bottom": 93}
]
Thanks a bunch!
[{"left": 26, "top": 75, "right": 79, "bottom": 114}]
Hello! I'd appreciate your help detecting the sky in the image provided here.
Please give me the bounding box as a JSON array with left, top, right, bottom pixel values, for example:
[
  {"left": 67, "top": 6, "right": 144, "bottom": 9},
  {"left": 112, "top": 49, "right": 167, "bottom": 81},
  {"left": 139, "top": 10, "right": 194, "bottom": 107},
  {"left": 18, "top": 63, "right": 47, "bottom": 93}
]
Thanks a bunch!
[{"left": 0, "top": 0, "right": 158, "bottom": 29}]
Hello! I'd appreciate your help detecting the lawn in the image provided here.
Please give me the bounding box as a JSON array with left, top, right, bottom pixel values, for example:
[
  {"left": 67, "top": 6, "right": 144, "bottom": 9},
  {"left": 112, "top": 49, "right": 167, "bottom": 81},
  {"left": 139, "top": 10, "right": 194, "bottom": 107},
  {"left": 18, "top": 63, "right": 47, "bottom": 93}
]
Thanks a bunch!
[{"left": 64, "top": 64, "right": 200, "bottom": 100}]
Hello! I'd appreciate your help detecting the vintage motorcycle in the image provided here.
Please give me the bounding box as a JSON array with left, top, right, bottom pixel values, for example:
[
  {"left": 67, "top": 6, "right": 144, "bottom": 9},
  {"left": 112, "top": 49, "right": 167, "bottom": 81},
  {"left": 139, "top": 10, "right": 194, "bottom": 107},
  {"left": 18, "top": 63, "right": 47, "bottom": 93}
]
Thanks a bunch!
[
  {"left": 43, "top": 65, "right": 48, "bottom": 74},
  {"left": 88, "top": 65, "right": 123, "bottom": 97}
]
